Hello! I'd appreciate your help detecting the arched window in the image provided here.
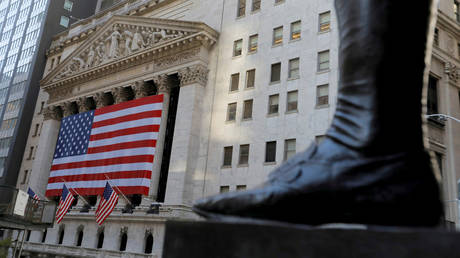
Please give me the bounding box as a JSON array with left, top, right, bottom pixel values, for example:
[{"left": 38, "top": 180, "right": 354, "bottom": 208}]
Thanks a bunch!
[
  {"left": 119, "top": 233, "right": 127, "bottom": 251},
  {"left": 97, "top": 231, "right": 104, "bottom": 249},
  {"left": 144, "top": 233, "right": 153, "bottom": 254},
  {"left": 41, "top": 230, "right": 47, "bottom": 243},
  {"left": 58, "top": 227, "right": 64, "bottom": 244},
  {"left": 76, "top": 226, "right": 83, "bottom": 247}
]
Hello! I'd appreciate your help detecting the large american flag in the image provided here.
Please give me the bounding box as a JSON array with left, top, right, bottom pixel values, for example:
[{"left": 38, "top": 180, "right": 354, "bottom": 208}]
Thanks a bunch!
[
  {"left": 95, "top": 182, "right": 119, "bottom": 225},
  {"left": 46, "top": 95, "right": 163, "bottom": 197},
  {"left": 56, "top": 184, "right": 75, "bottom": 224}
]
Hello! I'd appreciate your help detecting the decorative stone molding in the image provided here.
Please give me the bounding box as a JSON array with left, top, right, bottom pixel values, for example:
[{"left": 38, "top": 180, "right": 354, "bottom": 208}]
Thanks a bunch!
[
  {"left": 178, "top": 64, "right": 208, "bottom": 87},
  {"left": 120, "top": 226, "right": 128, "bottom": 234},
  {"left": 132, "top": 81, "right": 150, "bottom": 99},
  {"left": 445, "top": 62, "right": 459, "bottom": 83},
  {"left": 41, "top": 16, "right": 218, "bottom": 102},
  {"left": 145, "top": 229, "right": 152, "bottom": 236},
  {"left": 76, "top": 97, "right": 90, "bottom": 113},
  {"left": 94, "top": 92, "right": 108, "bottom": 108},
  {"left": 112, "top": 87, "right": 129, "bottom": 104},
  {"left": 43, "top": 106, "right": 62, "bottom": 121},
  {"left": 61, "top": 102, "right": 75, "bottom": 117},
  {"left": 153, "top": 74, "right": 171, "bottom": 94}
]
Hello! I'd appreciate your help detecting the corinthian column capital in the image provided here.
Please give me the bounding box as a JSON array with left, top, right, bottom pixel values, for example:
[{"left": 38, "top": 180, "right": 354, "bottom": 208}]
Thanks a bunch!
[{"left": 178, "top": 64, "right": 208, "bottom": 87}]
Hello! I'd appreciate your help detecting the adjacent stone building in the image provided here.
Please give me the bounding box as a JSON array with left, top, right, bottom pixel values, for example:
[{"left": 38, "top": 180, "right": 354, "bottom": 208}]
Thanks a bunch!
[{"left": 12, "top": 0, "right": 460, "bottom": 257}]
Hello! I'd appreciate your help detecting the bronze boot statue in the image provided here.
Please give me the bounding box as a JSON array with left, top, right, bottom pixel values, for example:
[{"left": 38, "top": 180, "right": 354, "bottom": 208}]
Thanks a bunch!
[{"left": 193, "top": 0, "right": 443, "bottom": 226}]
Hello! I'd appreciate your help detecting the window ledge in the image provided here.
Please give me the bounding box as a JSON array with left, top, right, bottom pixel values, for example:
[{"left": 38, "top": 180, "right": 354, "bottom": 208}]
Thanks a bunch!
[
  {"left": 251, "top": 9, "right": 261, "bottom": 14},
  {"left": 285, "top": 110, "right": 298, "bottom": 114},
  {"left": 287, "top": 77, "right": 300, "bottom": 81},
  {"left": 221, "top": 165, "right": 232, "bottom": 169},
  {"left": 247, "top": 50, "right": 257, "bottom": 55},
  {"left": 225, "top": 120, "right": 236, "bottom": 124},
  {"left": 269, "top": 81, "right": 281, "bottom": 85},
  {"left": 242, "top": 118, "right": 253, "bottom": 122},
  {"left": 237, "top": 164, "right": 249, "bottom": 168},
  {"left": 232, "top": 55, "right": 243, "bottom": 60},
  {"left": 272, "top": 43, "right": 283, "bottom": 48},
  {"left": 318, "top": 29, "right": 331, "bottom": 35},
  {"left": 317, "top": 69, "right": 330, "bottom": 74},
  {"left": 274, "top": 1, "right": 285, "bottom": 6},
  {"left": 315, "top": 104, "right": 330, "bottom": 109},
  {"left": 289, "top": 38, "right": 301, "bottom": 43},
  {"left": 245, "top": 86, "right": 255, "bottom": 90},
  {"left": 264, "top": 162, "right": 277, "bottom": 166},
  {"left": 236, "top": 15, "right": 246, "bottom": 20},
  {"left": 267, "top": 113, "right": 279, "bottom": 118},
  {"left": 228, "top": 90, "right": 239, "bottom": 94}
]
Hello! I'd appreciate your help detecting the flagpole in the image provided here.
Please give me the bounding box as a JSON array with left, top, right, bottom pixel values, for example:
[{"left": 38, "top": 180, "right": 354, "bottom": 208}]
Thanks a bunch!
[
  {"left": 103, "top": 174, "right": 132, "bottom": 206},
  {"left": 58, "top": 178, "right": 90, "bottom": 206}
]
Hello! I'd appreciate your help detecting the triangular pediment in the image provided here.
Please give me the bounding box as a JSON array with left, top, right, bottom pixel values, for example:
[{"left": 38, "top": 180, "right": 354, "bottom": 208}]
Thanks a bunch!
[{"left": 41, "top": 15, "right": 218, "bottom": 87}]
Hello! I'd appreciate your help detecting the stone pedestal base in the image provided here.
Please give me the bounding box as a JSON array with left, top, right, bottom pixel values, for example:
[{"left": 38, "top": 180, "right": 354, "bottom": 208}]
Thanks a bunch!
[{"left": 163, "top": 220, "right": 460, "bottom": 258}]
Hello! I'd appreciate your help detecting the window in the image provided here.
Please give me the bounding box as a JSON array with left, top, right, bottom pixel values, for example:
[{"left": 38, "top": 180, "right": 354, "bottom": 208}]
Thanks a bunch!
[
  {"left": 434, "top": 28, "right": 439, "bottom": 47},
  {"left": 291, "top": 21, "right": 301, "bottom": 40},
  {"left": 273, "top": 26, "right": 283, "bottom": 45},
  {"left": 41, "top": 230, "right": 47, "bottom": 243},
  {"left": 268, "top": 94, "right": 279, "bottom": 114},
  {"left": 64, "top": 0, "right": 73, "bottom": 11},
  {"left": 58, "top": 227, "right": 64, "bottom": 244},
  {"left": 246, "top": 69, "right": 256, "bottom": 88},
  {"left": 49, "top": 58, "right": 55, "bottom": 71},
  {"left": 27, "top": 146, "right": 34, "bottom": 160},
  {"left": 287, "top": 90, "right": 298, "bottom": 112},
  {"left": 39, "top": 101, "right": 45, "bottom": 114},
  {"left": 288, "top": 58, "right": 300, "bottom": 79},
  {"left": 119, "top": 233, "right": 127, "bottom": 251},
  {"left": 319, "top": 11, "right": 331, "bottom": 32},
  {"left": 26, "top": 230, "right": 31, "bottom": 241},
  {"left": 427, "top": 75, "right": 438, "bottom": 115},
  {"left": 60, "top": 16, "right": 70, "bottom": 28},
  {"left": 275, "top": 0, "right": 284, "bottom": 4},
  {"left": 21, "top": 170, "right": 28, "bottom": 184},
  {"left": 220, "top": 186, "right": 230, "bottom": 193},
  {"left": 252, "top": 0, "right": 261, "bottom": 11},
  {"left": 223, "top": 146, "right": 233, "bottom": 167},
  {"left": 455, "top": 1, "right": 460, "bottom": 22},
  {"left": 239, "top": 144, "right": 250, "bottom": 165},
  {"left": 33, "top": 123, "right": 39, "bottom": 137},
  {"left": 236, "top": 185, "right": 247, "bottom": 191},
  {"left": 458, "top": 43, "right": 460, "bottom": 58},
  {"left": 227, "top": 103, "right": 237, "bottom": 121},
  {"left": 233, "top": 39, "right": 243, "bottom": 56},
  {"left": 97, "top": 231, "right": 104, "bottom": 249},
  {"left": 318, "top": 50, "right": 330, "bottom": 72},
  {"left": 243, "top": 99, "right": 253, "bottom": 119},
  {"left": 316, "top": 84, "right": 329, "bottom": 107},
  {"left": 315, "top": 135, "right": 326, "bottom": 144},
  {"left": 76, "top": 229, "right": 83, "bottom": 247},
  {"left": 237, "top": 0, "right": 246, "bottom": 17},
  {"left": 230, "top": 73, "right": 240, "bottom": 91},
  {"left": 265, "top": 141, "right": 277, "bottom": 163},
  {"left": 284, "top": 139, "right": 296, "bottom": 161},
  {"left": 271, "top": 62, "right": 281, "bottom": 82},
  {"left": 435, "top": 152, "right": 443, "bottom": 175},
  {"left": 248, "top": 34, "right": 258, "bottom": 53},
  {"left": 145, "top": 233, "right": 153, "bottom": 254}
]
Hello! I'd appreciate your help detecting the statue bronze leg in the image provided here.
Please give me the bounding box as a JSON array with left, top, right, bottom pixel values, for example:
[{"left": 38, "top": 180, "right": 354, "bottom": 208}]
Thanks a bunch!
[{"left": 193, "top": 0, "right": 443, "bottom": 226}]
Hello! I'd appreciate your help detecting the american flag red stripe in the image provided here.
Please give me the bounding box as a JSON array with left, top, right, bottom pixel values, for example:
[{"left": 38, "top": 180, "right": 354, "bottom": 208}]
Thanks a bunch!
[
  {"left": 56, "top": 184, "right": 75, "bottom": 224},
  {"left": 46, "top": 95, "right": 163, "bottom": 197},
  {"left": 95, "top": 182, "right": 119, "bottom": 225}
]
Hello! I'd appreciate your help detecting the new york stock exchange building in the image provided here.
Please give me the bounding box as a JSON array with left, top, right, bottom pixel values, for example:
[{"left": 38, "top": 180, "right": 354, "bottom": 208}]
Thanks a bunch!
[{"left": 12, "top": 0, "right": 460, "bottom": 257}]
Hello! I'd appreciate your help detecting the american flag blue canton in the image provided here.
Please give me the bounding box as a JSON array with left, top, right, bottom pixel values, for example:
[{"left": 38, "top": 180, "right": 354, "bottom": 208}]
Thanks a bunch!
[
  {"left": 103, "top": 183, "right": 114, "bottom": 200},
  {"left": 54, "top": 111, "right": 95, "bottom": 159}
]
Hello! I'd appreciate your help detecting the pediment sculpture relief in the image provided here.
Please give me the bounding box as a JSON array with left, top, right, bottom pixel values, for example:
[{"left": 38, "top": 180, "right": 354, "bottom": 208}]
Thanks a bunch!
[{"left": 54, "top": 23, "right": 185, "bottom": 81}]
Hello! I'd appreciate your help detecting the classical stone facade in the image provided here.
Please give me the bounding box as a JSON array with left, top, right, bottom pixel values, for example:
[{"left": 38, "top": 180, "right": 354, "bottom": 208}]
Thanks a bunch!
[{"left": 12, "top": 0, "right": 460, "bottom": 257}]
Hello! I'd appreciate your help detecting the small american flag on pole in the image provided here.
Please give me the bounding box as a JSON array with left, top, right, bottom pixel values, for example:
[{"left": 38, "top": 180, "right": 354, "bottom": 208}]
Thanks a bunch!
[
  {"left": 45, "top": 95, "right": 163, "bottom": 197},
  {"left": 27, "top": 187, "right": 39, "bottom": 201},
  {"left": 95, "top": 182, "right": 119, "bottom": 225},
  {"left": 56, "top": 184, "right": 75, "bottom": 224}
]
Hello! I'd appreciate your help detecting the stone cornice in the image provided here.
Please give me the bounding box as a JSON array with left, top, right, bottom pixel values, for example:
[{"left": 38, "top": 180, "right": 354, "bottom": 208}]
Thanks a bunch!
[
  {"left": 437, "top": 10, "right": 460, "bottom": 39},
  {"left": 41, "top": 15, "right": 218, "bottom": 100}
]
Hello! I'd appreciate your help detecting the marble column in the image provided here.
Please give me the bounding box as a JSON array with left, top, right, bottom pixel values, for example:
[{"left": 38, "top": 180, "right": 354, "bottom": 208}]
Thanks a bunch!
[
  {"left": 148, "top": 74, "right": 171, "bottom": 201},
  {"left": 29, "top": 106, "right": 62, "bottom": 199},
  {"left": 442, "top": 62, "right": 459, "bottom": 224},
  {"left": 164, "top": 64, "right": 208, "bottom": 206}
]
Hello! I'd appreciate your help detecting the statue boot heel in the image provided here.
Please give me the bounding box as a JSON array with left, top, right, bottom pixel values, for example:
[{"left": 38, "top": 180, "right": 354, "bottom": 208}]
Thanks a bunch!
[{"left": 193, "top": 0, "right": 443, "bottom": 226}]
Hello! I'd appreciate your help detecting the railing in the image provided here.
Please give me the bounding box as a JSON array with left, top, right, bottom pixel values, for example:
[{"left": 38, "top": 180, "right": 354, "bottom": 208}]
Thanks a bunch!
[{"left": 0, "top": 185, "right": 56, "bottom": 229}]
